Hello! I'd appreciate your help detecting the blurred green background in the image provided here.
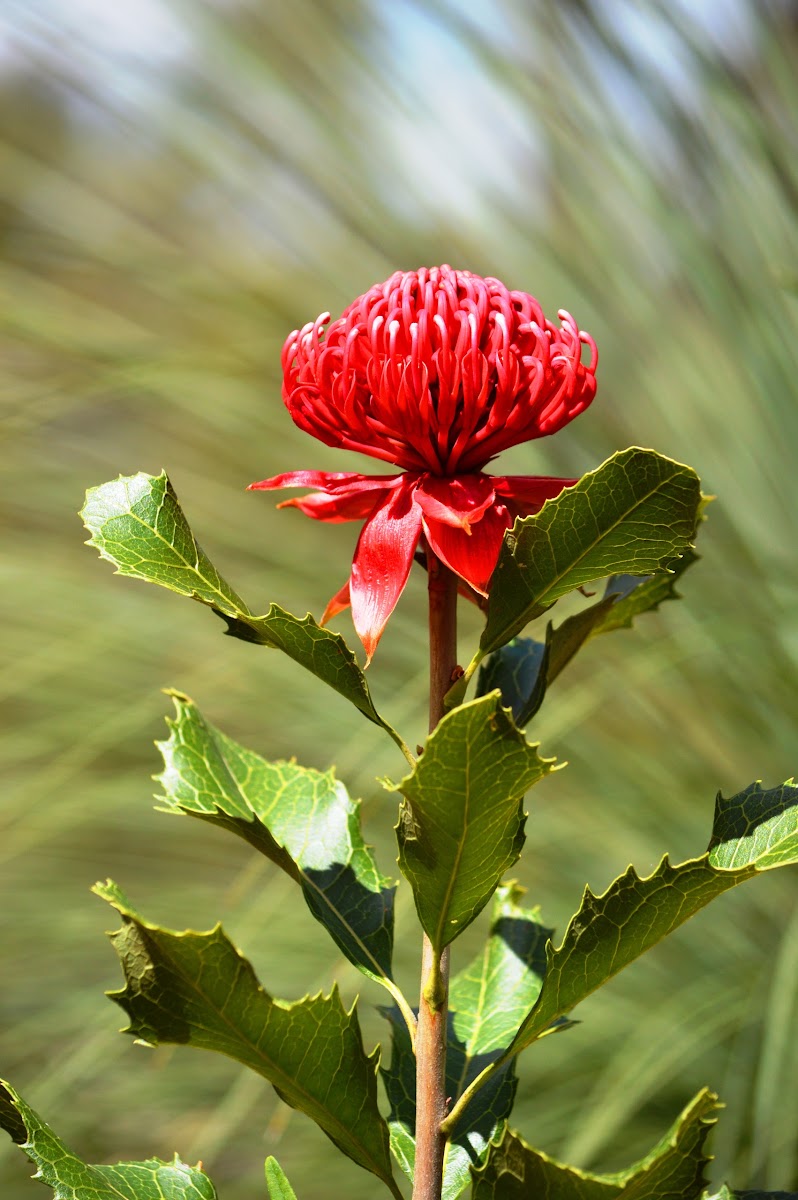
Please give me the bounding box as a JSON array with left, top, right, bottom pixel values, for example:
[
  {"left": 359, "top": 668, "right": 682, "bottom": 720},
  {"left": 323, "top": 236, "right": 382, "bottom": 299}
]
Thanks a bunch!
[{"left": 2, "top": 1, "right": 797, "bottom": 1196}]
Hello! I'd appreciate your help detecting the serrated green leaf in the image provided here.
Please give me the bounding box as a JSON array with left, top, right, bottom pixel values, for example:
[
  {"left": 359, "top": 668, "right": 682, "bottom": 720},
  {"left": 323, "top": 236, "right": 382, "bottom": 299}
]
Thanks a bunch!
[
  {"left": 465, "top": 550, "right": 699, "bottom": 722},
  {"left": 472, "top": 1088, "right": 720, "bottom": 1200},
  {"left": 393, "top": 694, "right": 555, "bottom": 951},
  {"left": 446, "top": 780, "right": 798, "bottom": 1128},
  {"left": 0, "top": 1079, "right": 217, "bottom": 1200},
  {"left": 265, "top": 1156, "right": 299, "bottom": 1200},
  {"left": 93, "top": 881, "right": 401, "bottom": 1198},
  {"left": 480, "top": 448, "right": 702, "bottom": 657},
  {"left": 155, "top": 691, "right": 396, "bottom": 987},
  {"left": 381, "top": 885, "right": 564, "bottom": 1200},
  {"left": 80, "top": 472, "right": 407, "bottom": 754},
  {"left": 508, "top": 779, "right": 798, "bottom": 1057}
]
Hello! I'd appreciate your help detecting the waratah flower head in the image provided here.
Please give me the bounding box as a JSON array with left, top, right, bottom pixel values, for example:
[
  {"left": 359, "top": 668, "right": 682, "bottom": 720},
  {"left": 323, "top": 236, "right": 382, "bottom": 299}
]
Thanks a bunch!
[
  {"left": 251, "top": 266, "right": 597, "bottom": 660},
  {"left": 280, "top": 264, "right": 597, "bottom": 474}
]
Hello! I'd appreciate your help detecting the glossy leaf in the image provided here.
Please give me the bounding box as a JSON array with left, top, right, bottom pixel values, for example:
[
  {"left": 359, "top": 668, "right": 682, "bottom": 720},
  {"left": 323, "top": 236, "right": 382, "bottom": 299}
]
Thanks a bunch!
[
  {"left": 80, "top": 472, "right": 405, "bottom": 751},
  {"left": 476, "top": 639, "right": 549, "bottom": 727},
  {"left": 480, "top": 448, "right": 702, "bottom": 656},
  {"left": 0, "top": 1079, "right": 218, "bottom": 1200},
  {"left": 472, "top": 1088, "right": 720, "bottom": 1199},
  {"left": 508, "top": 780, "right": 798, "bottom": 1055},
  {"left": 155, "top": 691, "right": 396, "bottom": 986},
  {"left": 94, "top": 881, "right": 400, "bottom": 1198},
  {"left": 394, "top": 694, "right": 555, "bottom": 950},
  {"left": 265, "top": 1157, "right": 299, "bottom": 1200}
]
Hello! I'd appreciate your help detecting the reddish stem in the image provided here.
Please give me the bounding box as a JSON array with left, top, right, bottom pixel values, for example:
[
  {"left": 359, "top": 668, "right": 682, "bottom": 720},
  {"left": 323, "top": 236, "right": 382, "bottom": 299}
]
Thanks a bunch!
[{"left": 412, "top": 548, "right": 458, "bottom": 1200}]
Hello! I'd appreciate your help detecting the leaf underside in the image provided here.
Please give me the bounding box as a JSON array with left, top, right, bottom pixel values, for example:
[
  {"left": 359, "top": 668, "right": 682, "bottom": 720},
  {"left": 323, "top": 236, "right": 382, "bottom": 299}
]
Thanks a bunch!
[
  {"left": 0, "top": 1079, "right": 218, "bottom": 1200},
  {"left": 80, "top": 471, "right": 402, "bottom": 747},
  {"left": 156, "top": 691, "right": 396, "bottom": 985}
]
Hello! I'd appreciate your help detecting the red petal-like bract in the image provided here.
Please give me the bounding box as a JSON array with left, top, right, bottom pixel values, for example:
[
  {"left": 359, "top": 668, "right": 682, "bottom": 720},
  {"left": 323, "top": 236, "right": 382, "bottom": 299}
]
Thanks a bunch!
[{"left": 251, "top": 266, "right": 598, "bottom": 656}]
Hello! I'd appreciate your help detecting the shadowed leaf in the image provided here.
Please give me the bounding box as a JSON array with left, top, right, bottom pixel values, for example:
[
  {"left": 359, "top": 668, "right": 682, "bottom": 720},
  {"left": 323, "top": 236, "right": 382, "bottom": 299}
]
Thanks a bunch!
[{"left": 155, "top": 691, "right": 396, "bottom": 987}]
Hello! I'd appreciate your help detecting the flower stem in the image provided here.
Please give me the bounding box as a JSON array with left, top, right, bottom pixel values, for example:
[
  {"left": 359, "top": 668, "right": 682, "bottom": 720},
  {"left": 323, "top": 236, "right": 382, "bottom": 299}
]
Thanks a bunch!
[{"left": 412, "top": 549, "right": 458, "bottom": 1200}]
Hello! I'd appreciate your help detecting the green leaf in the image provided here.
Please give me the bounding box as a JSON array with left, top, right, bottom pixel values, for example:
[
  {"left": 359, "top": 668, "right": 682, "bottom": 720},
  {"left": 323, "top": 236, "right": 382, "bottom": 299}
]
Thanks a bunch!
[
  {"left": 80, "top": 472, "right": 406, "bottom": 754},
  {"left": 508, "top": 779, "right": 798, "bottom": 1056},
  {"left": 381, "top": 1008, "right": 516, "bottom": 1200},
  {"left": 381, "top": 884, "right": 566, "bottom": 1200},
  {"left": 393, "top": 694, "right": 555, "bottom": 951},
  {"left": 476, "top": 639, "right": 550, "bottom": 727},
  {"left": 155, "top": 691, "right": 396, "bottom": 988},
  {"left": 472, "top": 1088, "right": 720, "bottom": 1199},
  {"left": 463, "top": 549, "right": 699, "bottom": 721},
  {"left": 0, "top": 1079, "right": 217, "bottom": 1200},
  {"left": 265, "top": 1157, "right": 299, "bottom": 1200},
  {"left": 480, "top": 448, "right": 702, "bottom": 657},
  {"left": 708, "top": 1192, "right": 798, "bottom": 1199},
  {"left": 93, "top": 881, "right": 401, "bottom": 1198}
]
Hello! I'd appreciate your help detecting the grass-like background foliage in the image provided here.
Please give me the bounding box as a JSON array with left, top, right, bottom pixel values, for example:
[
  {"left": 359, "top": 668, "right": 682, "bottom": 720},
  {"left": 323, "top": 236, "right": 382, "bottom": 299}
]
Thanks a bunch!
[{"left": 1, "top": 2, "right": 797, "bottom": 1197}]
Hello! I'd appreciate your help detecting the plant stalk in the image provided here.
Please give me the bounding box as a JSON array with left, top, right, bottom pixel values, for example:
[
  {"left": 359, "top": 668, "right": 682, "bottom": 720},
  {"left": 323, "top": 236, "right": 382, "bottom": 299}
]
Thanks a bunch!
[{"left": 412, "top": 549, "right": 458, "bottom": 1200}]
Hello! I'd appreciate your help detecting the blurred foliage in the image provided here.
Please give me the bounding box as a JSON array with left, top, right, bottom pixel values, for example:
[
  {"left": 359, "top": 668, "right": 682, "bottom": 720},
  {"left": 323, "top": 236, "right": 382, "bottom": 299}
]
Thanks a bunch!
[{"left": 1, "top": 0, "right": 797, "bottom": 1197}]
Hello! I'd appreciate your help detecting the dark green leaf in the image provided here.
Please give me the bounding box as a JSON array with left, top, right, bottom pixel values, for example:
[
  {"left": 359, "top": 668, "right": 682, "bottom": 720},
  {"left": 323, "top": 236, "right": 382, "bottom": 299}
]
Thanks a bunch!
[
  {"left": 476, "top": 640, "right": 549, "bottom": 726},
  {"left": 507, "top": 780, "right": 798, "bottom": 1056},
  {"left": 80, "top": 472, "right": 406, "bottom": 753},
  {"left": 93, "top": 881, "right": 401, "bottom": 1198},
  {"left": 480, "top": 448, "right": 702, "bottom": 656},
  {"left": 394, "top": 694, "right": 555, "bottom": 951},
  {"left": 156, "top": 691, "right": 396, "bottom": 987},
  {"left": 265, "top": 1157, "right": 299, "bottom": 1200},
  {"left": 0, "top": 1079, "right": 218, "bottom": 1200},
  {"left": 472, "top": 1088, "right": 720, "bottom": 1199}
]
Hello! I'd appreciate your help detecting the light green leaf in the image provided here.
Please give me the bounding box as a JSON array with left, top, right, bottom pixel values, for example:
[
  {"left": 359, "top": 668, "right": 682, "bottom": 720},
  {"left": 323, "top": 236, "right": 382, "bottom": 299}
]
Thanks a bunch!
[
  {"left": 706, "top": 1191, "right": 798, "bottom": 1199},
  {"left": 381, "top": 884, "right": 563, "bottom": 1200},
  {"left": 394, "top": 694, "right": 555, "bottom": 951},
  {"left": 380, "top": 1007, "right": 516, "bottom": 1200},
  {"left": 472, "top": 1088, "right": 720, "bottom": 1199},
  {"left": 0, "top": 1078, "right": 217, "bottom": 1200},
  {"left": 94, "top": 881, "right": 401, "bottom": 1198},
  {"left": 155, "top": 691, "right": 397, "bottom": 988},
  {"left": 480, "top": 448, "right": 702, "bottom": 657},
  {"left": 265, "top": 1156, "right": 299, "bottom": 1200},
  {"left": 510, "top": 779, "right": 798, "bottom": 1056},
  {"left": 80, "top": 472, "right": 406, "bottom": 754}
]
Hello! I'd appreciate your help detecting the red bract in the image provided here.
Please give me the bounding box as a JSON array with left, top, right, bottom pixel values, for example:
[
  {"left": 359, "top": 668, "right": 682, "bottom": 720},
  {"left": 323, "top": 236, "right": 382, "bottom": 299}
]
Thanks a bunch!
[{"left": 250, "top": 265, "right": 597, "bottom": 660}]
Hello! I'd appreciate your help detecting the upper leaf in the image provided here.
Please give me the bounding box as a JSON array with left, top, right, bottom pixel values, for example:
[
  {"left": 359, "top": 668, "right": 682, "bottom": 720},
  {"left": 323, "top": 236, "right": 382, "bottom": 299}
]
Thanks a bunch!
[
  {"left": 156, "top": 691, "right": 396, "bottom": 986},
  {"left": 0, "top": 1079, "right": 218, "bottom": 1200},
  {"left": 472, "top": 1088, "right": 720, "bottom": 1199},
  {"left": 393, "top": 694, "right": 555, "bottom": 951},
  {"left": 480, "top": 448, "right": 702, "bottom": 656},
  {"left": 94, "top": 881, "right": 401, "bottom": 1198},
  {"left": 80, "top": 472, "right": 405, "bottom": 751},
  {"left": 508, "top": 779, "right": 798, "bottom": 1056}
]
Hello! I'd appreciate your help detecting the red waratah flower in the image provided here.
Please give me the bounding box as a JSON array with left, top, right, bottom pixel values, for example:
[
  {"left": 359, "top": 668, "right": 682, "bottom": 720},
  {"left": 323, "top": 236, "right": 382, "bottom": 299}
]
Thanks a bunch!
[{"left": 250, "top": 265, "right": 597, "bottom": 660}]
